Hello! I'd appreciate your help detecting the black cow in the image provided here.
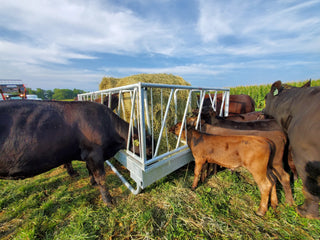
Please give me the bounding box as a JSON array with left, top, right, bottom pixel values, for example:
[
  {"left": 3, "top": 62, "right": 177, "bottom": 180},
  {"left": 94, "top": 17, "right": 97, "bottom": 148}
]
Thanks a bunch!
[
  {"left": 263, "top": 80, "right": 320, "bottom": 219},
  {"left": 64, "top": 102, "right": 155, "bottom": 177},
  {"left": 0, "top": 100, "right": 128, "bottom": 206}
]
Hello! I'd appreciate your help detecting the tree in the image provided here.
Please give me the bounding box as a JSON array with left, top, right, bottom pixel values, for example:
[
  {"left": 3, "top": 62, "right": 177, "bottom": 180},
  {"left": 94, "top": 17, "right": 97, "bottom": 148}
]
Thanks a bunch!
[
  {"left": 52, "top": 89, "right": 73, "bottom": 100},
  {"left": 72, "top": 88, "right": 85, "bottom": 96},
  {"left": 45, "top": 90, "right": 54, "bottom": 100},
  {"left": 35, "top": 88, "right": 45, "bottom": 99}
]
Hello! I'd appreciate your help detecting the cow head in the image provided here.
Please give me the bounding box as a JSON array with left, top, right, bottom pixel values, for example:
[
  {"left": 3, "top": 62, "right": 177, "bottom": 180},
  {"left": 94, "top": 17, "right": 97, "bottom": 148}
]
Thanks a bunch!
[
  {"left": 186, "top": 117, "right": 205, "bottom": 128},
  {"left": 192, "top": 106, "right": 216, "bottom": 124},
  {"left": 169, "top": 122, "right": 187, "bottom": 140},
  {"left": 262, "top": 81, "right": 284, "bottom": 118},
  {"left": 129, "top": 133, "right": 154, "bottom": 159},
  {"left": 263, "top": 80, "right": 312, "bottom": 118}
]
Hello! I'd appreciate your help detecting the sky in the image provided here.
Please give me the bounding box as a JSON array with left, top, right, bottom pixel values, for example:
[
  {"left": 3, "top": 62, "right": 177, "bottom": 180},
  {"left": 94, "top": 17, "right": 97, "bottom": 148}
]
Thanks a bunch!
[{"left": 0, "top": 0, "right": 319, "bottom": 91}]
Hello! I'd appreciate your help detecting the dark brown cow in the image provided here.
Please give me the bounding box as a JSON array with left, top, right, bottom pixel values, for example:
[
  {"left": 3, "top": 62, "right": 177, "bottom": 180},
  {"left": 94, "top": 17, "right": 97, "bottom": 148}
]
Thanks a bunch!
[
  {"left": 170, "top": 122, "right": 277, "bottom": 216},
  {"left": 203, "top": 109, "right": 282, "bottom": 131},
  {"left": 93, "top": 93, "right": 119, "bottom": 110},
  {"left": 187, "top": 119, "right": 294, "bottom": 205},
  {"left": 221, "top": 111, "right": 266, "bottom": 122},
  {"left": 194, "top": 107, "right": 267, "bottom": 124},
  {"left": 0, "top": 100, "right": 128, "bottom": 206},
  {"left": 263, "top": 80, "right": 320, "bottom": 219},
  {"left": 202, "top": 93, "right": 255, "bottom": 116}
]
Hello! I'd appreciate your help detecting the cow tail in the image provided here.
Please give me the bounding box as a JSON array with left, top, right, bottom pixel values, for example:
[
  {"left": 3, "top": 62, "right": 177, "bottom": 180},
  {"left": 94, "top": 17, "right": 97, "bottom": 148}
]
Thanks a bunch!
[{"left": 266, "top": 139, "right": 278, "bottom": 186}]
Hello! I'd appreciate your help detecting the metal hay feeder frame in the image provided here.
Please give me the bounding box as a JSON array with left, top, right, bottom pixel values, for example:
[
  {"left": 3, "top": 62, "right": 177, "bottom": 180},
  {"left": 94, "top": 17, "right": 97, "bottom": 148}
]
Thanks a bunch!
[{"left": 78, "top": 82, "right": 229, "bottom": 194}]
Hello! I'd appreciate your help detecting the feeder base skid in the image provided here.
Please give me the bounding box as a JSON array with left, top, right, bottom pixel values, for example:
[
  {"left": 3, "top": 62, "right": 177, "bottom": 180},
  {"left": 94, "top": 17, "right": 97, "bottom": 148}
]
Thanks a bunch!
[{"left": 107, "top": 146, "right": 194, "bottom": 194}]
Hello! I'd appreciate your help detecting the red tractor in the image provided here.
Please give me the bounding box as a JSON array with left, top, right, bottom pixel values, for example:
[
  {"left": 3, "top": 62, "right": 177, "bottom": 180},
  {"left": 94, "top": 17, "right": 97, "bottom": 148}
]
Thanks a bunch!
[{"left": 0, "top": 80, "right": 27, "bottom": 100}]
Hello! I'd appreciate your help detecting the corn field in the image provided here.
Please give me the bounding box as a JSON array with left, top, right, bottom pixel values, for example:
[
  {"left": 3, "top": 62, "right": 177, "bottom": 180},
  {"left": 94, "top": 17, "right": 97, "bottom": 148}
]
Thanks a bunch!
[{"left": 229, "top": 79, "right": 320, "bottom": 109}]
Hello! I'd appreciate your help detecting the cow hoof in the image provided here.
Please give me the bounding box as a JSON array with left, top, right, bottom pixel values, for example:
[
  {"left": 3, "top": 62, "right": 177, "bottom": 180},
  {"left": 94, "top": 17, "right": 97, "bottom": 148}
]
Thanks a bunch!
[
  {"left": 90, "top": 178, "right": 98, "bottom": 186},
  {"left": 103, "top": 198, "right": 114, "bottom": 207},
  {"left": 255, "top": 209, "right": 266, "bottom": 217},
  {"left": 297, "top": 206, "right": 320, "bottom": 220}
]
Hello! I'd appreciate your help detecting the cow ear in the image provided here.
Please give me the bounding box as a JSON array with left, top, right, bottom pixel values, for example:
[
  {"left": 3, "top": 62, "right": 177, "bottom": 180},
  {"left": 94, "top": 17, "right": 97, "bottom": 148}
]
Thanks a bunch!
[
  {"left": 271, "top": 81, "right": 282, "bottom": 96},
  {"left": 186, "top": 117, "right": 196, "bottom": 126},
  {"left": 302, "top": 79, "right": 311, "bottom": 88}
]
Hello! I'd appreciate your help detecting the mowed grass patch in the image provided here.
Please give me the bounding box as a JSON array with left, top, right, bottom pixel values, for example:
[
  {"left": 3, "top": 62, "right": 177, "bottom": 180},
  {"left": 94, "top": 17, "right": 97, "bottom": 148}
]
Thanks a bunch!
[{"left": 0, "top": 160, "right": 319, "bottom": 239}]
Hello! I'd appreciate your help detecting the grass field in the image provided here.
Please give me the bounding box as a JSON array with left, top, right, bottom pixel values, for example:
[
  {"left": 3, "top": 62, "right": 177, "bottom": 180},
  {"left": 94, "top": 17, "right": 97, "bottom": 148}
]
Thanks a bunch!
[
  {"left": 1, "top": 79, "right": 320, "bottom": 239},
  {"left": 1, "top": 159, "right": 319, "bottom": 239}
]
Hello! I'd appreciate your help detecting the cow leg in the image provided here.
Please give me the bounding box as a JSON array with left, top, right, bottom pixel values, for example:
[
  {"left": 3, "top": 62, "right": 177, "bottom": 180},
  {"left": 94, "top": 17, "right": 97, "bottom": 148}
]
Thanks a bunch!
[
  {"left": 291, "top": 150, "right": 319, "bottom": 219},
  {"left": 64, "top": 162, "right": 79, "bottom": 177},
  {"left": 288, "top": 146, "right": 298, "bottom": 181},
  {"left": 192, "top": 161, "right": 204, "bottom": 190},
  {"left": 85, "top": 150, "right": 113, "bottom": 206},
  {"left": 86, "top": 163, "right": 97, "bottom": 186},
  {"left": 295, "top": 166, "right": 320, "bottom": 219},
  {"left": 272, "top": 166, "right": 294, "bottom": 205},
  {"left": 297, "top": 189, "right": 319, "bottom": 219},
  {"left": 270, "top": 184, "right": 278, "bottom": 209},
  {"left": 207, "top": 163, "right": 217, "bottom": 176},
  {"left": 200, "top": 162, "right": 208, "bottom": 183},
  {"left": 201, "top": 163, "right": 217, "bottom": 183},
  {"left": 250, "top": 171, "right": 274, "bottom": 216}
]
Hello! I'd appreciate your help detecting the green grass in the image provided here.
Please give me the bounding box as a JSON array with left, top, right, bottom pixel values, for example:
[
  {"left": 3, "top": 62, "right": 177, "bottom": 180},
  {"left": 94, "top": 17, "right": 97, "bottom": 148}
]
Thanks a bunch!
[
  {"left": 3, "top": 78, "right": 318, "bottom": 239},
  {"left": 0, "top": 160, "right": 319, "bottom": 239}
]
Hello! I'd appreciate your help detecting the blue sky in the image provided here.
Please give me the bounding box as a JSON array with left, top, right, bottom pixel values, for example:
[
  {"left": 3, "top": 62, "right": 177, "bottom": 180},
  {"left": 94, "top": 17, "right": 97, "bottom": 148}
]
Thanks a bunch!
[{"left": 0, "top": 0, "right": 319, "bottom": 91}]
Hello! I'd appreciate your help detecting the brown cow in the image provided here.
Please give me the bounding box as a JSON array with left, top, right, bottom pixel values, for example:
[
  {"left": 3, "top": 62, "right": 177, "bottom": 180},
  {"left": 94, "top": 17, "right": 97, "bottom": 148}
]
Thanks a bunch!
[
  {"left": 193, "top": 109, "right": 298, "bottom": 180},
  {"left": 202, "top": 93, "right": 255, "bottom": 116},
  {"left": 187, "top": 119, "right": 294, "bottom": 205},
  {"left": 170, "top": 122, "right": 277, "bottom": 216},
  {"left": 221, "top": 111, "right": 266, "bottom": 122},
  {"left": 93, "top": 93, "right": 119, "bottom": 110}
]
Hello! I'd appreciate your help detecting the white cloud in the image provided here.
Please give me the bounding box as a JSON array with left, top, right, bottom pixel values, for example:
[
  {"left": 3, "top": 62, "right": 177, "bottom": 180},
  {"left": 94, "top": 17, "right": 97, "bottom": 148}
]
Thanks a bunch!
[
  {"left": 101, "top": 57, "right": 319, "bottom": 80},
  {"left": 0, "top": 59, "right": 103, "bottom": 90},
  {"left": 0, "top": 40, "right": 96, "bottom": 65},
  {"left": 0, "top": 0, "right": 319, "bottom": 90},
  {"left": 102, "top": 63, "right": 224, "bottom": 77},
  {"left": 197, "top": 0, "right": 320, "bottom": 55},
  {"left": 0, "top": 0, "right": 178, "bottom": 60}
]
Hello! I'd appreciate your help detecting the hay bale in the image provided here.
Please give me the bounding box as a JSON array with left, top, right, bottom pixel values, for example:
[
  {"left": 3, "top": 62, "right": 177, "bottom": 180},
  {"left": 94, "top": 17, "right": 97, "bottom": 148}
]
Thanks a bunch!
[{"left": 99, "top": 73, "right": 191, "bottom": 90}]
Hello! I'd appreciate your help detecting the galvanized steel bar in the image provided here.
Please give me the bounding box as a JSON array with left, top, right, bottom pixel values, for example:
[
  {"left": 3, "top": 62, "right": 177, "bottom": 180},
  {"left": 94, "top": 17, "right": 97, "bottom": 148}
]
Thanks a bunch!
[
  {"left": 138, "top": 83, "right": 147, "bottom": 162},
  {"left": 175, "top": 90, "right": 194, "bottom": 149},
  {"left": 105, "top": 160, "right": 142, "bottom": 195},
  {"left": 153, "top": 88, "right": 174, "bottom": 157}
]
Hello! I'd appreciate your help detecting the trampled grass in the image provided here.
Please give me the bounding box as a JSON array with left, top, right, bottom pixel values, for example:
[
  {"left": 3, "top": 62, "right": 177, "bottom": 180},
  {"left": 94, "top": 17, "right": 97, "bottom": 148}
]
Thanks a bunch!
[{"left": 0, "top": 160, "right": 319, "bottom": 239}]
